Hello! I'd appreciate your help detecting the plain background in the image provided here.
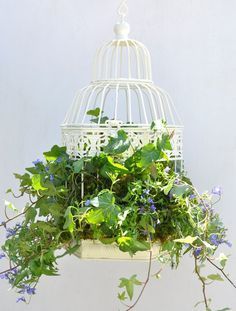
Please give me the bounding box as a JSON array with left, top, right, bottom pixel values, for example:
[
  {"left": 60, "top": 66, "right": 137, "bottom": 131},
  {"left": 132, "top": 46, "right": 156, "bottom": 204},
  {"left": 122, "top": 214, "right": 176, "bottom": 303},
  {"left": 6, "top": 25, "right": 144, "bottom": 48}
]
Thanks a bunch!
[{"left": 0, "top": 1, "right": 235, "bottom": 310}]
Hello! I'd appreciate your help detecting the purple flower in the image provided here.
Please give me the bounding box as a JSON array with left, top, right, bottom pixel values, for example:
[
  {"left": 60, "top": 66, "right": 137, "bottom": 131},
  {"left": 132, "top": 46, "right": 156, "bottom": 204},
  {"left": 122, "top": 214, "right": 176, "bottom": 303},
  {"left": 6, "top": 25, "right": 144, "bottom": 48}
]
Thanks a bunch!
[
  {"left": 27, "top": 286, "right": 36, "bottom": 295},
  {"left": 32, "top": 159, "right": 42, "bottom": 166},
  {"left": 56, "top": 157, "right": 62, "bottom": 163},
  {"left": 11, "top": 267, "right": 18, "bottom": 275},
  {"left": 0, "top": 253, "right": 6, "bottom": 259},
  {"left": 15, "top": 223, "right": 22, "bottom": 229},
  {"left": 49, "top": 174, "right": 54, "bottom": 182},
  {"left": 223, "top": 240, "right": 232, "bottom": 248},
  {"left": 150, "top": 204, "right": 156, "bottom": 212},
  {"left": 189, "top": 194, "right": 196, "bottom": 200},
  {"left": 45, "top": 166, "right": 49, "bottom": 172},
  {"left": 174, "top": 179, "right": 180, "bottom": 185},
  {"left": 148, "top": 198, "right": 154, "bottom": 204},
  {"left": 212, "top": 186, "right": 222, "bottom": 196},
  {"left": 194, "top": 247, "right": 202, "bottom": 257},
  {"left": 0, "top": 273, "right": 9, "bottom": 280},
  {"left": 6, "top": 228, "right": 17, "bottom": 238},
  {"left": 85, "top": 200, "right": 91, "bottom": 207},
  {"left": 209, "top": 234, "right": 221, "bottom": 246},
  {"left": 143, "top": 189, "right": 150, "bottom": 195},
  {"left": 164, "top": 166, "right": 171, "bottom": 173},
  {"left": 20, "top": 285, "right": 36, "bottom": 295},
  {"left": 138, "top": 207, "right": 145, "bottom": 214},
  {"left": 16, "top": 296, "right": 26, "bottom": 303}
]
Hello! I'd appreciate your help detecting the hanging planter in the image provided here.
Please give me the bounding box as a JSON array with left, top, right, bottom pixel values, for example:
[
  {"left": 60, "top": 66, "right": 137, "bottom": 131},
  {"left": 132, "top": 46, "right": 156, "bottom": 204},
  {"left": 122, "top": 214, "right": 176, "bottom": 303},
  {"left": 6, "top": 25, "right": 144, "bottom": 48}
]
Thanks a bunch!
[
  {"left": 73, "top": 240, "right": 160, "bottom": 260},
  {"left": 0, "top": 1, "right": 235, "bottom": 310}
]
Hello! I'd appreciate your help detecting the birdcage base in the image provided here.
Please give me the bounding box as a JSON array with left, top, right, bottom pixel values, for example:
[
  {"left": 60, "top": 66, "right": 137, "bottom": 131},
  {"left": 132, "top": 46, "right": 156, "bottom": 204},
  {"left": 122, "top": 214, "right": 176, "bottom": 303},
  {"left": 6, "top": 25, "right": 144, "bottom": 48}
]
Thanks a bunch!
[{"left": 73, "top": 239, "right": 160, "bottom": 261}]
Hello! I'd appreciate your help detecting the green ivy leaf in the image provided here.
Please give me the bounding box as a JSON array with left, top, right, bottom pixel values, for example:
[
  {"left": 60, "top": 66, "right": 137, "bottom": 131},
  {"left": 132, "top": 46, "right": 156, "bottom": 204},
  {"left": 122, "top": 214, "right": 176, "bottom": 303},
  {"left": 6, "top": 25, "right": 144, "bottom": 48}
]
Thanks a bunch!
[
  {"left": 87, "top": 107, "right": 101, "bottom": 117},
  {"left": 43, "top": 145, "right": 67, "bottom": 161},
  {"left": 163, "top": 180, "right": 174, "bottom": 195},
  {"left": 103, "top": 130, "right": 131, "bottom": 155},
  {"left": 217, "top": 253, "right": 228, "bottom": 269},
  {"left": 32, "top": 174, "right": 47, "bottom": 191},
  {"left": 207, "top": 274, "right": 224, "bottom": 282},
  {"left": 170, "top": 184, "right": 190, "bottom": 197},
  {"left": 63, "top": 207, "right": 75, "bottom": 233},
  {"left": 14, "top": 172, "right": 32, "bottom": 187},
  {"left": 86, "top": 209, "right": 104, "bottom": 225},
  {"left": 117, "top": 237, "right": 150, "bottom": 253},
  {"left": 25, "top": 207, "right": 37, "bottom": 224},
  {"left": 174, "top": 236, "right": 198, "bottom": 245},
  {"left": 140, "top": 143, "right": 161, "bottom": 167},
  {"left": 118, "top": 291, "right": 127, "bottom": 301},
  {"left": 90, "top": 191, "right": 115, "bottom": 209},
  {"left": 156, "top": 133, "right": 172, "bottom": 151},
  {"left": 119, "top": 275, "right": 142, "bottom": 300},
  {"left": 4, "top": 200, "right": 18, "bottom": 212},
  {"left": 73, "top": 159, "right": 84, "bottom": 173}
]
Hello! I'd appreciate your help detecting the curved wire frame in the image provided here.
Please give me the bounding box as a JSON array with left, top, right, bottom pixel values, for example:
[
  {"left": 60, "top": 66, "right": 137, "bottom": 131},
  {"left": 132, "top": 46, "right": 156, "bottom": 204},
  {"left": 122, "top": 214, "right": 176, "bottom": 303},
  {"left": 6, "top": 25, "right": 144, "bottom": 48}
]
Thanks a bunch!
[
  {"left": 93, "top": 39, "right": 152, "bottom": 81},
  {"left": 62, "top": 80, "right": 182, "bottom": 127}
]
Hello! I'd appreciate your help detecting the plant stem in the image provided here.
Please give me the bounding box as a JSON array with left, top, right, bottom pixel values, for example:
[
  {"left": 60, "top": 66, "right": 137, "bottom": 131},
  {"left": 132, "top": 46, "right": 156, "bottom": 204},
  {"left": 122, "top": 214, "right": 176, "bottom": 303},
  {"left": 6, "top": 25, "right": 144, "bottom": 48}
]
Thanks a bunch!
[
  {"left": 194, "top": 257, "right": 209, "bottom": 310},
  {"left": 207, "top": 257, "right": 236, "bottom": 289},
  {"left": 0, "top": 197, "right": 43, "bottom": 228},
  {"left": 0, "top": 265, "right": 19, "bottom": 276},
  {"left": 125, "top": 250, "right": 153, "bottom": 311}
]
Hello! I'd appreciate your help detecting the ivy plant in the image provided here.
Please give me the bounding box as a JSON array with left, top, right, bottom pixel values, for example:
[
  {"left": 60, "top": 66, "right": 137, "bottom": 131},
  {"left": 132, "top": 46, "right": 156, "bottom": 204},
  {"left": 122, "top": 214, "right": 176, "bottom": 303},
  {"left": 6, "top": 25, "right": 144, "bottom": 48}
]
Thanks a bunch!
[{"left": 0, "top": 128, "right": 235, "bottom": 310}]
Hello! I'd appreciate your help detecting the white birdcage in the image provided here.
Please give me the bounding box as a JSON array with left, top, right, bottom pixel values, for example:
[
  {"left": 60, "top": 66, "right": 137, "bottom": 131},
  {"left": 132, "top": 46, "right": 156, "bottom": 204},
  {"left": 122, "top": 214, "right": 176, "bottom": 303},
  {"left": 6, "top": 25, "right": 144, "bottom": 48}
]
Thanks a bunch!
[
  {"left": 61, "top": 1, "right": 183, "bottom": 166},
  {"left": 61, "top": 0, "right": 183, "bottom": 260}
]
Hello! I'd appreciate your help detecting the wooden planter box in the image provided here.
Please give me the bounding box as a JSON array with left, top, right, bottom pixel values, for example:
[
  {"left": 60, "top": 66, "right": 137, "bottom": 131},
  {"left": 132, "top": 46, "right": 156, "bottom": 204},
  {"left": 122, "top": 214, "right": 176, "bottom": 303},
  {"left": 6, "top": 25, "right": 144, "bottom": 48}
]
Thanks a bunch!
[{"left": 73, "top": 240, "right": 160, "bottom": 261}]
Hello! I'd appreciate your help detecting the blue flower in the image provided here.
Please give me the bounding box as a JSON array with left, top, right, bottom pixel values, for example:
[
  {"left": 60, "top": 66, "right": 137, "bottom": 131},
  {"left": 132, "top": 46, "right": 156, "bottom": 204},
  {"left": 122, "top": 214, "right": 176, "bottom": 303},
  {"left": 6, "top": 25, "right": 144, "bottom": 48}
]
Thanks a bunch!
[
  {"left": 150, "top": 204, "right": 156, "bottom": 212},
  {"left": 164, "top": 166, "right": 171, "bottom": 173},
  {"left": 223, "top": 240, "right": 232, "bottom": 248},
  {"left": 49, "top": 174, "right": 54, "bottom": 182},
  {"left": 6, "top": 228, "right": 17, "bottom": 238},
  {"left": 20, "top": 285, "right": 36, "bottom": 295},
  {"left": 189, "top": 194, "right": 196, "bottom": 200},
  {"left": 11, "top": 267, "right": 18, "bottom": 275},
  {"left": 85, "top": 200, "right": 91, "bottom": 207},
  {"left": 0, "top": 272, "right": 9, "bottom": 280},
  {"left": 194, "top": 247, "right": 202, "bottom": 257},
  {"left": 16, "top": 296, "right": 26, "bottom": 303},
  {"left": 56, "top": 157, "right": 62, "bottom": 163},
  {"left": 15, "top": 223, "right": 22, "bottom": 229},
  {"left": 148, "top": 198, "right": 154, "bottom": 204},
  {"left": 212, "top": 186, "right": 222, "bottom": 196},
  {"left": 0, "top": 253, "right": 6, "bottom": 259},
  {"left": 32, "top": 159, "right": 42, "bottom": 166},
  {"left": 45, "top": 166, "right": 49, "bottom": 172},
  {"left": 138, "top": 207, "right": 145, "bottom": 214},
  {"left": 209, "top": 234, "right": 221, "bottom": 246}
]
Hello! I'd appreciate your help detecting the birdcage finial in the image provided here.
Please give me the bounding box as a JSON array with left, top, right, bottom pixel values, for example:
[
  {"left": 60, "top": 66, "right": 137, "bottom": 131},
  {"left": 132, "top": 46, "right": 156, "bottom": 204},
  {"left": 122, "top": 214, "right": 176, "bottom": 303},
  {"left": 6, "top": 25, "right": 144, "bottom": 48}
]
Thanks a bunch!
[
  {"left": 114, "top": 0, "right": 130, "bottom": 39},
  {"left": 118, "top": 0, "right": 128, "bottom": 22}
]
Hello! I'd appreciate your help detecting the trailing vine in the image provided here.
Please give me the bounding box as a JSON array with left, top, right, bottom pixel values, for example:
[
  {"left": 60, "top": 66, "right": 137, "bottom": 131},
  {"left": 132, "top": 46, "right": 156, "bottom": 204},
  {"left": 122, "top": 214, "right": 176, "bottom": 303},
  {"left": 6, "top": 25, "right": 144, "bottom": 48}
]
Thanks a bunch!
[{"left": 0, "top": 126, "right": 235, "bottom": 310}]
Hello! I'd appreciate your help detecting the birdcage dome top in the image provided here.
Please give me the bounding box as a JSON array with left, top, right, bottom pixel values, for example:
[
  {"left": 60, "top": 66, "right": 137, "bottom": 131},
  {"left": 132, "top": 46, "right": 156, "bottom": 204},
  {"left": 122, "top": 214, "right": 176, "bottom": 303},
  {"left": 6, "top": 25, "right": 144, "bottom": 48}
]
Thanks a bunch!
[{"left": 93, "top": 21, "right": 152, "bottom": 81}]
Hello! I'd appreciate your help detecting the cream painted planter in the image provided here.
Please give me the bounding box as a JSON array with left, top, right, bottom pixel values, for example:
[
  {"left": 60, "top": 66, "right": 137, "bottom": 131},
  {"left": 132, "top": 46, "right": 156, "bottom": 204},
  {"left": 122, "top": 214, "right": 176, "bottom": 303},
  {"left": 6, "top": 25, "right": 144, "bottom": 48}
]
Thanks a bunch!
[{"left": 73, "top": 240, "right": 160, "bottom": 261}]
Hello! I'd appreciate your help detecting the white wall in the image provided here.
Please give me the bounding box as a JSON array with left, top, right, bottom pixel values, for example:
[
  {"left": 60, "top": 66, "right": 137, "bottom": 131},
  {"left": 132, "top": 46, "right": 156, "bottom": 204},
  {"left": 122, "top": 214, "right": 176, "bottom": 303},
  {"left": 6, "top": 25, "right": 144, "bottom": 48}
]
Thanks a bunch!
[{"left": 0, "top": 1, "right": 235, "bottom": 310}]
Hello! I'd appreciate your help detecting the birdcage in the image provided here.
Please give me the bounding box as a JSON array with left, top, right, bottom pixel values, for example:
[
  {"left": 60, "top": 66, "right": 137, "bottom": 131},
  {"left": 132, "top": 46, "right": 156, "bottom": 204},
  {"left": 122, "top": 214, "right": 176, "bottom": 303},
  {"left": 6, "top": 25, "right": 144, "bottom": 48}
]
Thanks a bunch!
[
  {"left": 61, "top": 1, "right": 183, "bottom": 259},
  {"left": 61, "top": 3, "right": 183, "bottom": 165}
]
